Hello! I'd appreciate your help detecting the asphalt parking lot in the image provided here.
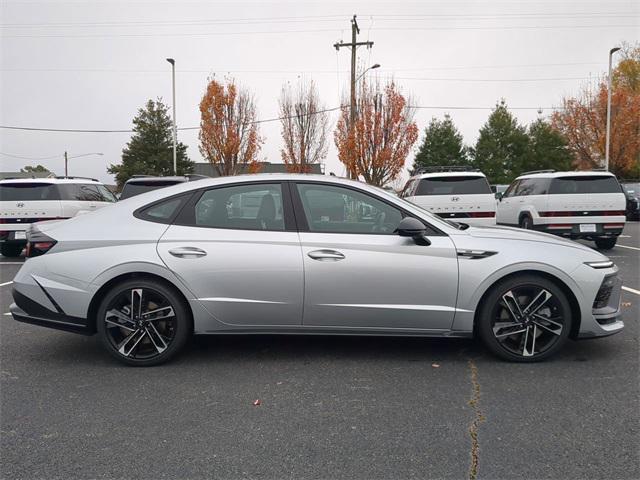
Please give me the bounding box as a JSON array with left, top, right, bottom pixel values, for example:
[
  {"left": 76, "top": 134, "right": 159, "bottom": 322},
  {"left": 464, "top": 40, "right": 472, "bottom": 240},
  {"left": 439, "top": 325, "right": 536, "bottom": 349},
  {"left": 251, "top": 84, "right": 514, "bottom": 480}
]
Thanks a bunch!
[{"left": 1, "top": 226, "right": 638, "bottom": 480}]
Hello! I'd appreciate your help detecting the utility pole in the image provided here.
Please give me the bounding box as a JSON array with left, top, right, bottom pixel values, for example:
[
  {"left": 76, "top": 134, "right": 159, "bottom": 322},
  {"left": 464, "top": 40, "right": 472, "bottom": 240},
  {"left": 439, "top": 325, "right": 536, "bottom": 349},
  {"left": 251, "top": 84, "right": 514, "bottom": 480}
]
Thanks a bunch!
[
  {"left": 166, "top": 58, "right": 177, "bottom": 175},
  {"left": 64, "top": 151, "right": 68, "bottom": 177},
  {"left": 334, "top": 15, "right": 373, "bottom": 178},
  {"left": 605, "top": 47, "right": 620, "bottom": 172}
]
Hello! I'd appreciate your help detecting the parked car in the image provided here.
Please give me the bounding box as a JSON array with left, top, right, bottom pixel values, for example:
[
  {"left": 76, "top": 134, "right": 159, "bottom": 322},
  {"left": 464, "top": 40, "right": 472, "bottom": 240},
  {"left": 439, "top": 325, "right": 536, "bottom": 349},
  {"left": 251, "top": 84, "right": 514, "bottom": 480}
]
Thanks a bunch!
[
  {"left": 119, "top": 175, "right": 208, "bottom": 200},
  {"left": 491, "top": 184, "right": 509, "bottom": 200},
  {"left": 10, "top": 174, "right": 623, "bottom": 365},
  {"left": 0, "top": 176, "right": 117, "bottom": 257},
  {"left": 496, "top": 170, "right": 626, "bottom": 250},
  {"left": 401, "top": 167, "right": 496, "bottom": 226},
  {"left": 621, "top": 182, "right": 640, "bottom": 220}
]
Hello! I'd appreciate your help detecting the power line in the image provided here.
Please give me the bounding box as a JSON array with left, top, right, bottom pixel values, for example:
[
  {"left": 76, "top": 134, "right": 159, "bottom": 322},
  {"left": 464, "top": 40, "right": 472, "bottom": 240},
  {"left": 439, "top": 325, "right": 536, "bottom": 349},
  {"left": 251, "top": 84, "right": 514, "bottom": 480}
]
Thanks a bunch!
[
  {"left": 0, "top": 106, "right": 344, "bottom": 134},
  {"left": 2, "top": 23, "right": 636, "bottom": 38},
  {"left": 0, "top": 62, "right": 604, "bottom": 74},
  {"left": 395, "top": 76, "right": 591, "bottom": 82},
  {"left": 0, "top": 152, "right": 62, "bottom": 160},
  {"left": 1, "top": 12, "right": 636, "bottom": 28}
]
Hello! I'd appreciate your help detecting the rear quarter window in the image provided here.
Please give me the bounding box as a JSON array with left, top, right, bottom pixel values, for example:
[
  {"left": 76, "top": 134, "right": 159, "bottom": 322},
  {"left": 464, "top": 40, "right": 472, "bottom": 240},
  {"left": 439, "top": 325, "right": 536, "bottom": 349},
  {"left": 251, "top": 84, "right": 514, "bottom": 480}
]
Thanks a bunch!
[
  {"left": 0, "top": 183, "right": 60, "bottom": 201},
  {"left": 549, "top": 176, "right": 622, "bottom": 194},
  {"left": 415, "top": 176, "right": 492, "bottom": 195}
]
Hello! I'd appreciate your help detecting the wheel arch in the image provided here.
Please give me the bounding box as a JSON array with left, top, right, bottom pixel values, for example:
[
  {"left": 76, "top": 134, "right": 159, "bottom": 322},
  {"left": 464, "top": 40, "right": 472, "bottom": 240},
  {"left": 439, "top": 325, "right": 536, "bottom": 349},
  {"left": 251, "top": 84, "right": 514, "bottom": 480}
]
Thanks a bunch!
[
  {"left": 471, "top": 269, "right": 582, "bottom": 339},
  {"left": 86, "top": 271, "right": 194, "bottom": 334}
]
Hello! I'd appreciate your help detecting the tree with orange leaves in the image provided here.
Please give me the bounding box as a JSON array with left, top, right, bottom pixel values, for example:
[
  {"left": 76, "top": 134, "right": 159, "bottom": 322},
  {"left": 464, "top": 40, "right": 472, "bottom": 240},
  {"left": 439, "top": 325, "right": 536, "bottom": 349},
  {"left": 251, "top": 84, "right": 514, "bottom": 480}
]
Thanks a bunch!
[
  {"left": 279, "top": 79, "right": 329, "bottom": 173},
  {"left": 199, "top": 77, "right": 263, "bottom": 176},
  {"left": 335, "top": 80, "right": 418, "bottom": 186},
  {"left": 552, "top": 44, "right": 640, "bottom": 178}
]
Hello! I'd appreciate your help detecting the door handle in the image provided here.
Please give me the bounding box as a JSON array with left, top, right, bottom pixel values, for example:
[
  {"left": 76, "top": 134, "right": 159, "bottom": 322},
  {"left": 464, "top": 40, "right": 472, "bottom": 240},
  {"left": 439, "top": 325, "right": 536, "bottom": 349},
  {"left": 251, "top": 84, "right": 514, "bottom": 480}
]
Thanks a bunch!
[
  {"left": 169, "top": 247, "right": 207, "bottom": 258},
  {"left": 307, "top": 249, "right": 345, "bottom": 261}
]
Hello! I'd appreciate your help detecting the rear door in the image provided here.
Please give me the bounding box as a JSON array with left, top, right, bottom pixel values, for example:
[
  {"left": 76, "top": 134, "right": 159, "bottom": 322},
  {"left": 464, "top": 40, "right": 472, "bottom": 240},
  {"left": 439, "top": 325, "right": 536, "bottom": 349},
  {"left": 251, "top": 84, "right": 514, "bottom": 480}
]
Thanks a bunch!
[
  {"left": 156, "top": 181, "right": 304, "bottom": 328},
  {"left": 0, "top": 182, "right": 62, "bottom": 238}
]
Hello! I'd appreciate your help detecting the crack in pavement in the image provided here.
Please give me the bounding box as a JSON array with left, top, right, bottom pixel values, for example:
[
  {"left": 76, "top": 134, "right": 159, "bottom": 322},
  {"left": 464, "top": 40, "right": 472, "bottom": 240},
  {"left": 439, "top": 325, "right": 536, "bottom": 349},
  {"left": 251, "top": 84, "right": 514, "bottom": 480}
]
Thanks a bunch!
[{"left": 468, "top": 359, "right": 485, "bottom": 480}]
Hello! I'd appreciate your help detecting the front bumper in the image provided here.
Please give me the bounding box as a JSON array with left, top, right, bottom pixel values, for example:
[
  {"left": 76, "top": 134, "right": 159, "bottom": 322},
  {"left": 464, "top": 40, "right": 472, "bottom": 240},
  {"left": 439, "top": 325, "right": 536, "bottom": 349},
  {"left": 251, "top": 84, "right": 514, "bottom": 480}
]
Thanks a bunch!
[{"left": 575, "top": 270, "right": 624, "bottom": 339}]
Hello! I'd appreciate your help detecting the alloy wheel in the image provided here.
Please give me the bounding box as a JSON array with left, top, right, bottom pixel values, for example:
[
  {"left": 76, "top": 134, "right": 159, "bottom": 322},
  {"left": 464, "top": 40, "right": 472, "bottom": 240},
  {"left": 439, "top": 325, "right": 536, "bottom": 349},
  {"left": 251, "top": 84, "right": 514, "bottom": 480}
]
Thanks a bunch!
[
  {"left": 490, "top": 285, "right": 567, "bottom": 358},
  {"left": 103, "top": 287, "right": 177, "bottom": 360}
]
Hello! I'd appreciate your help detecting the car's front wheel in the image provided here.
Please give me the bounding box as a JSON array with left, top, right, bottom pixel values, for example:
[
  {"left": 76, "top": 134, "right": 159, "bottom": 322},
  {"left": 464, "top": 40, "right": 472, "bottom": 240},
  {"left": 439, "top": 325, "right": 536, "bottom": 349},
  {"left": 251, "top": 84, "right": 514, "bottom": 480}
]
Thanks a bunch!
[
  {"left": 477, "top": 275, "right": 572, "bottom": 362},
  {"left": 595, "top": 237, "right": 617, "bottom": 250},
  {"left": 96, "top": 278, "right": 192, "bottom": 366}
]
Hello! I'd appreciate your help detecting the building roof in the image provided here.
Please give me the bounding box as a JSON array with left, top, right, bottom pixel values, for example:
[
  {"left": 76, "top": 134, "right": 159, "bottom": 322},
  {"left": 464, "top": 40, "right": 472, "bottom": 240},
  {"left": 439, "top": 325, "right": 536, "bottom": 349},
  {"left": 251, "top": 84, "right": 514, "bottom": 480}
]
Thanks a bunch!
[{"left": 193, "top": 162, "right": 324, "bottom": 177}]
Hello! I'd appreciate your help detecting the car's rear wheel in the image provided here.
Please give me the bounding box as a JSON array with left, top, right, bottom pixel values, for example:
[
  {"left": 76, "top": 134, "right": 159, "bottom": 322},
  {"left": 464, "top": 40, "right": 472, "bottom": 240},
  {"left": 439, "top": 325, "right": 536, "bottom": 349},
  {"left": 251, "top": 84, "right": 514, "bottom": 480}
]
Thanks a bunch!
[
  {"left": 1, "top": 244, "right": 23, "bottom": 257},
  {"left": 477, "top": 275, "right": 572, "bottom": 362},
  {"left": 595, "top": 237, "right": 617, "bottom": 250},
  {"left": 96, "top": 278, "right": 192, "bottom": 366}
]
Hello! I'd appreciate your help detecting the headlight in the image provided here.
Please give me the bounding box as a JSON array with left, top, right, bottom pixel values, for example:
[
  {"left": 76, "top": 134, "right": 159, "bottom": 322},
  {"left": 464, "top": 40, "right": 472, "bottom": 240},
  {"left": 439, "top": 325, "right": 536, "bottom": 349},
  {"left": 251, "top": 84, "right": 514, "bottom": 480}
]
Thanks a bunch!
[{"left": 585, "top": 260, "right": 614, "bottom": 269}]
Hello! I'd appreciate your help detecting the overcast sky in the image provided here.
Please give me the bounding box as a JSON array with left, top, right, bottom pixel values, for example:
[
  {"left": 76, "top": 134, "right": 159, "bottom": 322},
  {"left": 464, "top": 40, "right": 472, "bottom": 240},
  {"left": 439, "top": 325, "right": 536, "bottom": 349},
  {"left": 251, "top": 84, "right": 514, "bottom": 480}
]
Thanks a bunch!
[{"left": 1, "top": 0, "right": 638, "bottom": 185}]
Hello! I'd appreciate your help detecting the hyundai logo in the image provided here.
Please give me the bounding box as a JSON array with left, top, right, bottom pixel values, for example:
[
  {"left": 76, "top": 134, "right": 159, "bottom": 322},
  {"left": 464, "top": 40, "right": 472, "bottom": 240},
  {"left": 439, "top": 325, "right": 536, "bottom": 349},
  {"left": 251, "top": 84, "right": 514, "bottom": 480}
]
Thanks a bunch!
[
  {"left": 451, "top": 196, "right": 460, "bottom": 202},
  {"left": 16, "top": 202, "right": 24, "bottom": 207}
]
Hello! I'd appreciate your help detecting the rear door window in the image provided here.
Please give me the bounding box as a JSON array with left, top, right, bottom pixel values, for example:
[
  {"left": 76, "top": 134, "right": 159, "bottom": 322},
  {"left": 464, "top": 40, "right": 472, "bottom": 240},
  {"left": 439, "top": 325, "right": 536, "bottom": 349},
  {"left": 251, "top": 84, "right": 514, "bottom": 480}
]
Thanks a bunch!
[
  {"left": 0, "top": 183, "right": 60, "bottom": 201},
  {"left": 549, "top": 176, "right": 622, "bottom": 194},
  {"left": 58, "top": 184, "right": 107, "bottom": 202},
  {"left": 415, "top": 176, "right": 492, "bottom": 195}
]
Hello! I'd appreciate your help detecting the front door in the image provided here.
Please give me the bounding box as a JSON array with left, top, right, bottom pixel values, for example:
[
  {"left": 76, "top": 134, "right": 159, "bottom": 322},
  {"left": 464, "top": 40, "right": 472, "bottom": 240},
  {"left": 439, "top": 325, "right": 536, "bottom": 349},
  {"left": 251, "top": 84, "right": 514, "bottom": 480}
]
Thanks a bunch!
[
  {"left": 157, "top": 182, "right": 303, "bottom": 328},
  {"left": 293, "top": 182, "right": 459, "bottom": 331}
]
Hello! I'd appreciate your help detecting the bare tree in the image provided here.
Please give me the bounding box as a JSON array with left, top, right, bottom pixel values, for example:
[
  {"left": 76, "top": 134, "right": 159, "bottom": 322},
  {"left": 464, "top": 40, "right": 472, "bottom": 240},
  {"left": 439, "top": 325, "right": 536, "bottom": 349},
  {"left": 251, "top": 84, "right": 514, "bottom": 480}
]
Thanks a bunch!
[
  {"left": 199, "top": 77, "right": 263, "bottom": 176},
  {"left": 279, "top": 79, "right": 329, "bottom": 173}
]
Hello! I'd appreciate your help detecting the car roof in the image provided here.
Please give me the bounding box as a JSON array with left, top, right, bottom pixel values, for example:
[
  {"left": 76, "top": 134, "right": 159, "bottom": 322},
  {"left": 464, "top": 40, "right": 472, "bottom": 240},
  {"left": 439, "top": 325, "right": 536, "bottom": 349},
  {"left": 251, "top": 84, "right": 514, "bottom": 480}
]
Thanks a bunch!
[
  {"left": 124, "top": 176, "right": 190, "bottom": 184},
  {"left": 0, "top": 177, "right": 102, "bottom": 185},
  {"left": 516, "top": 171, "right": 617, "bottom": 180},
  {"left": 409, "top": 171, "right": 487, "bottom": 180}
]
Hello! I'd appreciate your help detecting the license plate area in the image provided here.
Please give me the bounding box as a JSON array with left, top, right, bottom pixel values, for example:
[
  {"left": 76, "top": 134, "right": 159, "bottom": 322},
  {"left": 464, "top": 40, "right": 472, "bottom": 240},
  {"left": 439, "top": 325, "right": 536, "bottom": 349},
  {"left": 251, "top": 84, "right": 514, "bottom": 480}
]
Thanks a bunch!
[
  {"left": 579, "top": 224, "right": 596, "bottom": 233},
  {"left": 13, "top": 231, "right": 27, "bottom": 240}
]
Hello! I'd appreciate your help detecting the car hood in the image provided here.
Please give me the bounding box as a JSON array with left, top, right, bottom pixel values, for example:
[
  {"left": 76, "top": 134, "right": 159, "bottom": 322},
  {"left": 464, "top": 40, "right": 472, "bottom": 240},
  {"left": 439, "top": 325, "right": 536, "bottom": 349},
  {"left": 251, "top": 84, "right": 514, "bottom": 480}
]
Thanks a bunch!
[{"left": 463, "top": 225, "right": 602, "bottom": 255}]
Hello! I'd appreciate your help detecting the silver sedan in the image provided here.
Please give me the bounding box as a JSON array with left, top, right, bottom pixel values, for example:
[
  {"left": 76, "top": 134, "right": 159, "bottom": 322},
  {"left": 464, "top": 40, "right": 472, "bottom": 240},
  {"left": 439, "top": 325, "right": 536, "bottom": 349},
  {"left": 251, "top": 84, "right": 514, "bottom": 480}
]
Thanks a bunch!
[{"left": 10, "top": 174, "right": 624, "bottom": 365}]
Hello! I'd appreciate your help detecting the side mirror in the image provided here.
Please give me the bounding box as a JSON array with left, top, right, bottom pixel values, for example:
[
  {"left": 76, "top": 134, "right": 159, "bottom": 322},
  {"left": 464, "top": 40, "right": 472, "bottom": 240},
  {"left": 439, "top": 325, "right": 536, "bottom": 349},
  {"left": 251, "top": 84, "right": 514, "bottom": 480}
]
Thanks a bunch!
[
  {"left": 495, "top": 192, "right": 503, "bottom": 201},
  {"left": 396, "top": 216, "right": 431, "bottom": 242}
]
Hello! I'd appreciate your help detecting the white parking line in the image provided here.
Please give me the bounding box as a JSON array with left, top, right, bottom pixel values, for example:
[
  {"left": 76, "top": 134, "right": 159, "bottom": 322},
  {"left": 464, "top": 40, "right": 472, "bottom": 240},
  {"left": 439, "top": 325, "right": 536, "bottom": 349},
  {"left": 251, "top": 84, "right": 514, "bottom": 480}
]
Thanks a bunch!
[
  {"left": 618, "top": 244, "right": 640, "bottom": 251},
  {"left": 0, "top": 281, "right": 13, "bottom": 287},
  {"left": 0, "top": 262, "right": 24, "bottom": 265},
  {"left": 3, "top": 312, "right": 11, "bottom": 316},
  {"left": 622, "top": 286, "right": 640, "bottom": 296}
]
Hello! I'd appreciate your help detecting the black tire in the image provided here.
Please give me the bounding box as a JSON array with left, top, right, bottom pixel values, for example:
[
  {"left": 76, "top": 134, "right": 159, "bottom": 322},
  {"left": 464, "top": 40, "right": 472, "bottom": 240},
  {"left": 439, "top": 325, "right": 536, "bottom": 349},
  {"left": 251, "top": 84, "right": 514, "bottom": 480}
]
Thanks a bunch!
[
  {"left": 0, "top": 244, "right": 23, "bottom": 257},
  {"left": 519, "top": 215, "right": 533, "bottom": 230},
  {"left": 96, "top": 278, "right": 192, "bottom": 366},
  {"left": 477, "top": 274, "right": 572, "bottom": 362},
  {"left": 595, "top": 237, "right": 617, "bottom": 250}
]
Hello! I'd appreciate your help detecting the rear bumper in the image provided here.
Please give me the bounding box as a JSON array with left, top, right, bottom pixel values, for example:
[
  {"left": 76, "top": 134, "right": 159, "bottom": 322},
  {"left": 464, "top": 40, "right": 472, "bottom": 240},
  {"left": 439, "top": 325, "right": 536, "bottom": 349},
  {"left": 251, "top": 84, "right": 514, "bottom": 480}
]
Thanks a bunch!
[
  {"left": 532, "top": 223, "right": 623, "bottom": 239},
  {"left": 10, "top": 288, "right": 93, "bottom": 335}
]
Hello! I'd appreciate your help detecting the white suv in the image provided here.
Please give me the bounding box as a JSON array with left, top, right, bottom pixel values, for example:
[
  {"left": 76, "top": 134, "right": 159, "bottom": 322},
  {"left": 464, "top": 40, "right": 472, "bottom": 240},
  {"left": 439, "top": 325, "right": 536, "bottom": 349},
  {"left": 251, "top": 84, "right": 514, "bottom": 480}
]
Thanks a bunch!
[
  {"left": 496, "top": 170, "right": 626, "bottom": 249},
  {"left": 0, "top": 177, "right": 117, "bottom": 257},
  {"left": 400, "top": 168, "right": 496, "bottom": 226}
]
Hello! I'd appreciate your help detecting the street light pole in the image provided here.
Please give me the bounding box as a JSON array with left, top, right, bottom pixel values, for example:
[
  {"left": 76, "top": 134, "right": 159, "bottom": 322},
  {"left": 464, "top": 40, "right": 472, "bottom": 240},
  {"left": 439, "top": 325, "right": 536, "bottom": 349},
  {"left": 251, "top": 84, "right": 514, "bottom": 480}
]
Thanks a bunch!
[
  {"left": 166, "top": 58, "right": 177, "bottom": 175},
  {"left": 605, "top": 47, "right": 620, "bottom": 172},
  {"left": 64, "top": 152, "right": 103, "bottom": 176}
]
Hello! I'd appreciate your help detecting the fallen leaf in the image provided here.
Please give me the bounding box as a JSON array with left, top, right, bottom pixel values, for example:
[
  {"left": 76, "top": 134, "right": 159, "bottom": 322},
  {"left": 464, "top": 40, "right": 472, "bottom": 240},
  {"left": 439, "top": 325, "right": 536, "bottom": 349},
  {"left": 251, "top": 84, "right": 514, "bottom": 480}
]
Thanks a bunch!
[
  {"left": 622, "top": 302, "right": 632, "bottom": 307},
  {"left": 431, "top": 363, "right": 440, "bottom": 368},
  {"left": 253, "top": 399, "right": 261, "bottom": 406}
]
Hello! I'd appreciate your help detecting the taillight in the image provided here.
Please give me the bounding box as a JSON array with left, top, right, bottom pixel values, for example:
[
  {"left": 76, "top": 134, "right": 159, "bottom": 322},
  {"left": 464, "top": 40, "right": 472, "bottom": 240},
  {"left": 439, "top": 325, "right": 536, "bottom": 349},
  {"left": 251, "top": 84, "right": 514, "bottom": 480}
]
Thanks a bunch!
[
  {"left": 468, "top": 212, "right": 496, "bottom": 218},
  {"left": 25, "top": 232, "right": 57, "bottom": 258}
]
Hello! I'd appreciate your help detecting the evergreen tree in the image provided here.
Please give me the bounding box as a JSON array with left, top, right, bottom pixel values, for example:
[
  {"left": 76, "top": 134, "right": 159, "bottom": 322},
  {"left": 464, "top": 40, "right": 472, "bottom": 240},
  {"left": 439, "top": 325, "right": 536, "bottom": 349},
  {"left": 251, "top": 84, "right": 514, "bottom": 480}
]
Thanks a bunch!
[
  {"left": 472, "top": 100, "right": 529, "bottom": 184},
  {"left": 21, "top": 165, "right": 50, "bottom": 173},
  {"left": 109, "top": 99, "right": 193, "bottom": 187},
  {"left": 412, "top": 114, "right": 468, "bottom": 173},
  {"left": 522, "top": 118, "right": 573, "bottom": 173}
]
